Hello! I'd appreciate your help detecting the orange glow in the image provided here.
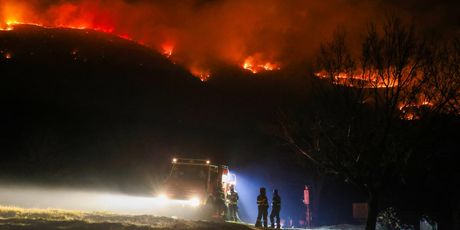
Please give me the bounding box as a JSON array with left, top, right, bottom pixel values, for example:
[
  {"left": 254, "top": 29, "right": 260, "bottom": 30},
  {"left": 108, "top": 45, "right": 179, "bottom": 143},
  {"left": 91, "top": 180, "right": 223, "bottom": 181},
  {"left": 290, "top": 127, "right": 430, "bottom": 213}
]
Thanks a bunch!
[
  {"left": 0, "top": 1, "right": 292, "bottom": 81},
  {"left": 314, "top": 71, "right": 399, "bottom": 88},
  {"left": 71, "top": 49, "right": 78, "bottom": 56},
  {"left": 0, "top": 1, "right": 209, "bottom": 79},
  {"left": 421, "top": 101, "right": 432, "bottom": 106},
  {"left": 190, "top": 67, "right": 211, "bottom": 82},
  {"left": 0, "top": 2, "right": 127, "bottom": 48},
  {"left": 316, "top": 70, "right": 437, "bottom": 120},
  {"left": 243, "top": 58, "right": 257, "bottom": 73},
  {"left": 118, "top": 34, "right": 132, "bottom": 40},
  {"left": 161, "top": 43, "right": 174, "bottom": 58},
  {"left": 198, "top": 72, "right": 211, "bottom": 82},
  {"left": 0, "top": 22, "right": 14, "bottom": 31},
  {"left": 1, "top": 1, "right": 27, "bottom": 30},
  {"left": 242, "top": 56, "right": 280, "bottom": 74}
]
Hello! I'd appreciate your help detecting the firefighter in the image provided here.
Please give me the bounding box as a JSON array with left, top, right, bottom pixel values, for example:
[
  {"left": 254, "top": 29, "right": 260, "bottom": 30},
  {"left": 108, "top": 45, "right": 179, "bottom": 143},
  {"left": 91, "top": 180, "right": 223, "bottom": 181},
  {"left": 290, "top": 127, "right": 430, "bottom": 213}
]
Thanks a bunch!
[
  {"left": 270, "top": 189, "right": 281, "bottom": 229},
  {"left": 255, "top": 187, "right": 269, "bottom": 228},
  {"left": 227, "top": 185, "right": 239, "bottom": 221},
  {"left": 215, "top": 182, "right": 226, "bottom": 218}
]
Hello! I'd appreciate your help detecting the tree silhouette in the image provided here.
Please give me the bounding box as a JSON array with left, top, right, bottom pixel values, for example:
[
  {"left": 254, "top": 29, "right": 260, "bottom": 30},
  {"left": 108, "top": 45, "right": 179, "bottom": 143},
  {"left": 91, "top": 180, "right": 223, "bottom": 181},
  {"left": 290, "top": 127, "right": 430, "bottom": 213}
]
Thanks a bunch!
[{"left": 279, "top": 17, "right": 460, "bottom": 230}]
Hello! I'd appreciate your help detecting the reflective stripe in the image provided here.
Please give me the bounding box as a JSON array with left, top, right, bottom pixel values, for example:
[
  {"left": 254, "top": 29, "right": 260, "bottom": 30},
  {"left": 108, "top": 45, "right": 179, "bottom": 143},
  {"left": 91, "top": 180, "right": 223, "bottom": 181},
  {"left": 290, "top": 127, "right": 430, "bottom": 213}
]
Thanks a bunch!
[{"left": 257, "top": 195, "right": 268, "bottom": 206}]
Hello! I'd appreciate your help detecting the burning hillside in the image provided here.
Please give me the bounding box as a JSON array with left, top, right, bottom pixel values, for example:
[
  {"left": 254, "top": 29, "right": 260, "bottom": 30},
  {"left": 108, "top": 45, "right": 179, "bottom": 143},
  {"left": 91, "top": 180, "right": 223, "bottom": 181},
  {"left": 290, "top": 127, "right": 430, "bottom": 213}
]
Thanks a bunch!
[
  {"left": 0, "top": 22, "right": 306, "bottom": 188},
  {"left": 0, "top": 0, "right": 291, "bottom": 80},
  {"left": 314, "top": 71, "right": 399, "bottom": 88},
  {"left": 3, "top": 0, "right": 455, "bottom": 81},
  {"left": 1, "top": 0, "right": 459, "bottom": 114},
  {"left": 1, "top": 0, "right": 458, "bottom": 82}
]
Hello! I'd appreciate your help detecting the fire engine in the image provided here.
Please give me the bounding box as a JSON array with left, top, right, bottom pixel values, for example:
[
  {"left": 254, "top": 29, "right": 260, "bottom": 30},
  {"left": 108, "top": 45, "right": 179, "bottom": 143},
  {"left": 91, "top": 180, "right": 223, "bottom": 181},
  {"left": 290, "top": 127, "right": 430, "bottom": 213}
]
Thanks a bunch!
[{"left": 157, "top": 158, "right": 236, "bottom": 208}]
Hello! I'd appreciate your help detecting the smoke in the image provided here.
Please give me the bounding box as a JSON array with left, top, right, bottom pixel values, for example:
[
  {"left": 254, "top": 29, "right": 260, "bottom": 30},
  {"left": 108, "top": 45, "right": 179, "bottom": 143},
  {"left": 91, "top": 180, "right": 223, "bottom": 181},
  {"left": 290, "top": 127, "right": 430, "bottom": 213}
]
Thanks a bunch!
[
  {"left": 0, "top": 183, "right": 201, "bottom": 216},
  {"left": 1, "top": 0, "right": 458, "bottom": 75}
]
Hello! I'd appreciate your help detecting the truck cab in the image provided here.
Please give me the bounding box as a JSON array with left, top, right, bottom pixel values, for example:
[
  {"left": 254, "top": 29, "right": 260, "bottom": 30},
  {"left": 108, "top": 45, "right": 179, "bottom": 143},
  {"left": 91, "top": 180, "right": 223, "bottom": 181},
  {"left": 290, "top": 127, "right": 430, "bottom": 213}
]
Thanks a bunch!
[{"left": 160, "top": 158, "right": 236, "bottom": 208}]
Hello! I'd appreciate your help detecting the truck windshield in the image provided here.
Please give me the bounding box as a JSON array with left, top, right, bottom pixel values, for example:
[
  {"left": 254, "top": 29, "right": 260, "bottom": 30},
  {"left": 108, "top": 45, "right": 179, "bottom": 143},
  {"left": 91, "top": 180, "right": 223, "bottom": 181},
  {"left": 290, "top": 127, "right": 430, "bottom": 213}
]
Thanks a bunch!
[{"left": 170, "top": 165, "right": 208, "bottom": 181}]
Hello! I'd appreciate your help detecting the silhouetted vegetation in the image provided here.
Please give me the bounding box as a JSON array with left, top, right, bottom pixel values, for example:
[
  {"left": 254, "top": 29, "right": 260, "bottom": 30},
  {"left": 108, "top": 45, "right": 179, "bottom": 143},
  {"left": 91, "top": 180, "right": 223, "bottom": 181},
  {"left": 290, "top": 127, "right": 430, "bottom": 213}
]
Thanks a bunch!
[{"left": 279, "top": 17, "right": 460, "bottom": 230}]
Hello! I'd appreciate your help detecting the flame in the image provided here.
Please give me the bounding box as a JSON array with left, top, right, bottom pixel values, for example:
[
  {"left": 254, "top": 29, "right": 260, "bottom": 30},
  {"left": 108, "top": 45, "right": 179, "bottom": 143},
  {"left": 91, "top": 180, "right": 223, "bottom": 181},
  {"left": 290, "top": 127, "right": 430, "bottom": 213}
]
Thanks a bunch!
[
  {"left": 0, "top": 1, "right": 287, "bottom": 81},
  {"left": 0, "top": 21, "right": 14, "bottom": 30},
  {"left": 198, "top": 72, "right": 211, "bottom": 82},
  {"left": 190, "top": 67, "right": 211, "bottom": 82},
  {"left": 243, "top": 60, "right": 257, "bottom": 74},
  {"left": 315, "top": 70, "right": 440, "bottom": 120},
  {"left": 161, "top": 43, "right": 174, "bottom": 58},
  {"left": 118, "top": 33, "right": 132, "bottom": 41},
  {"left": 0, "top": 2, "right": 206, "bottom": 80},
  {"left": 242, "top": 56, "right": 280, "bottom": 74},
  {"left": 314, "top": 71, "right": 399, "bottom": 88},
  {"left": 1, "top": 51, "right": 12, "bottom": 59}
]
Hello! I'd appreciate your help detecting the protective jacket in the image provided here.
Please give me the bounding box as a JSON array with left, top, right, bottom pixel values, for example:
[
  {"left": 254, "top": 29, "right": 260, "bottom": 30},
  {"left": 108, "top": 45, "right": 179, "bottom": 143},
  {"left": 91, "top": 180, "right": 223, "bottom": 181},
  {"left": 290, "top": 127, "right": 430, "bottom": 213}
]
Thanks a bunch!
[
  {"left": 272, "top": 194, "right": 281, "bottom": 208},
  {"left": 228, "top": 191, "right": 239, "bottom": 205},
  {"left": 257, "top": 194, "right": 269, "bottom": 207}
]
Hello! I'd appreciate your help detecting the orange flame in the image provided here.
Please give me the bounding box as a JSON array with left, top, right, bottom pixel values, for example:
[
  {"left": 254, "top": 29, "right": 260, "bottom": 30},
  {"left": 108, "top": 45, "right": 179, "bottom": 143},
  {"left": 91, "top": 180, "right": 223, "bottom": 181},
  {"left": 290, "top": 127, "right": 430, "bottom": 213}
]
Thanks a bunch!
[
  {"left": 3, "top": 52, "right": 12, "bottom": 59},
  {"left": 314, "top": 71, "right": 399, "bottom": 88},
  {"left": 1, "top": 1, "right": 287, "bottom": 81},
  {"left": 315, "top": 71, "right": 437, "bottom": 120},
  {"left": 190, "top": 67, "right": 211, "bottom": 82},
  {"left": 161, "top": 43, "right": 174, "bottom": 58},
  {"left": 242, "top": 56, "right": 280, "bottom": 74}
]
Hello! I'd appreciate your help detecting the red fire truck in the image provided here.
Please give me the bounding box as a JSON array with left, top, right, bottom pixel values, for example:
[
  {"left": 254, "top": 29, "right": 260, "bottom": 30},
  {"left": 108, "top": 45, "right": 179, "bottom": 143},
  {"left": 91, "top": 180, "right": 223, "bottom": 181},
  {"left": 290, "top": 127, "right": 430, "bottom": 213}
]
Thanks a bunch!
[{"left": 158, "top": 158, "right": 236, "bottom": 209}]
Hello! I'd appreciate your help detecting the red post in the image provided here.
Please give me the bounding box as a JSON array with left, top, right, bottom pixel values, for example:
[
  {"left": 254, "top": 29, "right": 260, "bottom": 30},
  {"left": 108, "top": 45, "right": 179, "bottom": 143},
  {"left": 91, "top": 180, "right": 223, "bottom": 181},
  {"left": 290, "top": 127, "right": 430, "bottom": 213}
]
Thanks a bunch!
[{"left": 303, "top": 185, "right": 311, "bottom": 228}]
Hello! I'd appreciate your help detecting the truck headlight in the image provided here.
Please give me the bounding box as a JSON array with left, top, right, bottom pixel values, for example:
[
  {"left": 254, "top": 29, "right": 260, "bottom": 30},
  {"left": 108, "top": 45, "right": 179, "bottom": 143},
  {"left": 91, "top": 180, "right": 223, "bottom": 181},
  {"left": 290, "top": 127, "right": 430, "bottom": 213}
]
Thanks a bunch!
[
  {"left": 189, "top": 197, "right": 200, "bottom": 207},
  {"left": 153, "top": 194, "right": 168, "bottom": 206},
  {"left": 157, "top": 194, "right": 168, "bottom": 201}
]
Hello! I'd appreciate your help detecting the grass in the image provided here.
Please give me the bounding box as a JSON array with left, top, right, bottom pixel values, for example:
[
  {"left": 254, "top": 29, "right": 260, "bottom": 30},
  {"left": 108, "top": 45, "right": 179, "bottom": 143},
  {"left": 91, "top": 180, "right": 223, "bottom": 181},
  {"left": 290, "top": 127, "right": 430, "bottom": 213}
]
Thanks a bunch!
[
  {"left": 0, "top": 205, "right": 254, "bottom": 229},
  {"left": 0, "top": 205, "right": 109, "bottom": 220}
]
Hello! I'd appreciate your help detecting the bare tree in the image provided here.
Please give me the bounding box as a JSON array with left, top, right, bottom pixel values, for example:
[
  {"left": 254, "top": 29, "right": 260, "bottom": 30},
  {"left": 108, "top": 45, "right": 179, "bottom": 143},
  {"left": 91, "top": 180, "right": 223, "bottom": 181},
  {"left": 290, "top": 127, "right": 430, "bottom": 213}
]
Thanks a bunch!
[
  {"left": 421, "top": 37, "right": 460, "bottom": 115},
  {"left": 279, "top": 17, "right": 460, "bottom": 230}
]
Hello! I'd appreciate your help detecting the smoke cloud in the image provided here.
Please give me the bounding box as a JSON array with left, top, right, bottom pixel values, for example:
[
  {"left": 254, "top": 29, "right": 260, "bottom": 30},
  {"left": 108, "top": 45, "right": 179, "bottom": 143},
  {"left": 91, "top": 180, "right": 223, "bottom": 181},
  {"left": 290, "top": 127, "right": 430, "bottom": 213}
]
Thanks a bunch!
[{"left": 1, "top": 0, "right": 459, "bottom": 76}]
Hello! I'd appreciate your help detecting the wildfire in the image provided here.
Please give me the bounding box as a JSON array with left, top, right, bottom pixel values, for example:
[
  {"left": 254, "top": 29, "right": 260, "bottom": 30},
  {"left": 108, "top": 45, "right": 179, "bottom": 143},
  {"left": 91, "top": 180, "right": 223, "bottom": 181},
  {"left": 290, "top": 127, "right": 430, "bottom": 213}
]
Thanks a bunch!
[
  {"left": 1, "top": 49, "right": 12, "bottom": 59},
  {"left": 242, "top": 56, "right": 280, "bottom": 74},
  {"left": 315, "top": 71, "right": 438, "bottom": 120},
  {"left": 190, "top": 67, "right": 211, "bottom": 82},
  {"left": 198, "top": 72, "right": 211, "bottom": 82},
  {"left": 314, "top": 71, "right": 399, "bottom": 88},
  {"left": 398, "top": 100, "right": 433, "bottom": 120},
  {"left": 0, "top": 6, "right": 198, "bottom": 80},
  {"left": 0, "top": 1, "right": 286, "bottom": 82},
  {"left": 0, "top": 21, "right": 14, "bottom": 31},
  {"left": 161, "top": 43, "right": 174, "bottom": 58}
]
